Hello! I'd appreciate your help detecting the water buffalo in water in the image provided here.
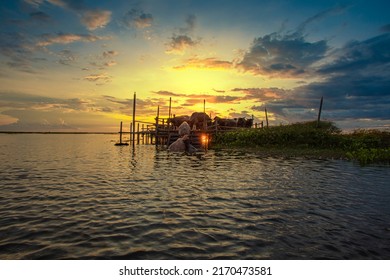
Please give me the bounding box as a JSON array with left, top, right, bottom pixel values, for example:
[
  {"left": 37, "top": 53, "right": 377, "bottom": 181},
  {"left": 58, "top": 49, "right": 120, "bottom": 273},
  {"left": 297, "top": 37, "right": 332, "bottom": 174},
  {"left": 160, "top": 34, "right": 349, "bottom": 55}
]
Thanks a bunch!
[
  {"left": 168, "top": 115, "right": 190, "bottom": 128},
  {"left": 236, "top": 117, "right": 254, "bottom": 128},
  {"left": 189, "top": 112, "right": 211, "bottom": 130},
  {"left": 236, "top": 117, "right": 246, "bottom": 127},
  {"left": 245, "top": 118, "right": 254, "bottom": 128},
  {"left": 168, "top": 134, "right": 197, "bottom": 154},
  {"left": 178, "top": 121, "right": 191, "bottom": 136},
  {"left": 214, "top": 116, "right": 253, "bottom": 129},
  {"left": 214, "top": 116, "right": 237, "bottom": 130}
]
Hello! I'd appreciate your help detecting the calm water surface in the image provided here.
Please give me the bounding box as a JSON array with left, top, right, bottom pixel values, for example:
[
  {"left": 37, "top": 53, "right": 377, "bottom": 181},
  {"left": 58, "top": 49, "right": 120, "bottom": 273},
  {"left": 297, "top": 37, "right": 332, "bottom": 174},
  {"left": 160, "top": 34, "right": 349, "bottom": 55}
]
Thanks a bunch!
[{"left": 0, "top": 134, "right": 389, "bottom": 259}]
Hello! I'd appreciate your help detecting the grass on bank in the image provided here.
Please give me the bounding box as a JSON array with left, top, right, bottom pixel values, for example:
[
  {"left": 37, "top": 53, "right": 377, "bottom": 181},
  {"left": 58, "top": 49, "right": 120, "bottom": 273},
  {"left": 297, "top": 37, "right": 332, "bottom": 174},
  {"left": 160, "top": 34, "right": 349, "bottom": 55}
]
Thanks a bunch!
[{"left": 211, "top": 121, "right": 390, "bottom": 165}]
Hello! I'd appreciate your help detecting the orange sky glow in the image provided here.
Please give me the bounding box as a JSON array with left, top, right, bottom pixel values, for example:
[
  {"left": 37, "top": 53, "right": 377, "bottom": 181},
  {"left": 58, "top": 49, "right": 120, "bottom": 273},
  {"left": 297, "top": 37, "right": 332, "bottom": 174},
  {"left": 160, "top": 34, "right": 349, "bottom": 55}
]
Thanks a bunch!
[{"left": 1, "top": 0, "right": 389, "bottom": 132}]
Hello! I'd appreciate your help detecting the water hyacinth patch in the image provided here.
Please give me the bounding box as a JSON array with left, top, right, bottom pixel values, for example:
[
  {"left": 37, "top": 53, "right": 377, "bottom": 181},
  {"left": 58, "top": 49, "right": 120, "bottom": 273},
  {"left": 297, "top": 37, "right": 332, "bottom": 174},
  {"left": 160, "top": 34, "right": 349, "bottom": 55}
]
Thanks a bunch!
[{"left": 212, "top": 121, "right": 390, "bottom": 165}]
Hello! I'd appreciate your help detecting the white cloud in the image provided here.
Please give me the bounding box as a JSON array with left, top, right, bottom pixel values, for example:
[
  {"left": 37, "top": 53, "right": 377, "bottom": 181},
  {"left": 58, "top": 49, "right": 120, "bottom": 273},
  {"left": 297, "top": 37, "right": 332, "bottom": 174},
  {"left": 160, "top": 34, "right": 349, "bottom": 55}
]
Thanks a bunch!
[
  {"left": 83, "top": 73, "right": 112, "bottom": 85},
  {"left": 166, "top": 35, "right": 199, "bottom": 55},
  {"left": 37, "top": 33, "right": 109, "bottom": 46},
  {"left": 81, "top": 10, "right": 112, "bottom": 31}
]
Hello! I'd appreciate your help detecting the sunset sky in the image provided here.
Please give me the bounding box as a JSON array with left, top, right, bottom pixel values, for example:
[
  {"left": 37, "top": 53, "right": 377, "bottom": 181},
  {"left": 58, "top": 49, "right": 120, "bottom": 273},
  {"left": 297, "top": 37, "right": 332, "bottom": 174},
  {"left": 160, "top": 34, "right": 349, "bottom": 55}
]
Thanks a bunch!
[{"left": 1, "top": 0, "right": 389, "bottom": 132}]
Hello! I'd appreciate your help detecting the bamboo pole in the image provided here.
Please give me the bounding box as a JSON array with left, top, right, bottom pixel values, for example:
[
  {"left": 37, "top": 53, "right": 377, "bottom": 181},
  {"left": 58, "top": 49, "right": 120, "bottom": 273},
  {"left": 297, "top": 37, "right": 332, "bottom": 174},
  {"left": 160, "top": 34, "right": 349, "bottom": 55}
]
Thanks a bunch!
[
  {"left": 137, "top": 123, "right": 140, "bottom": 144},
  {"left": 168, "top": 97, "right": 172, "bottom": 120},
  {"left": 203, "top": 99, "right": 207, "bottom": 130},
  {"left": 142, "top": 124, "right": 145, "bottom": 144},
  {"left": 155, "top": 105, "right": 159, "bottom": 146},
  {"left": 119, "top": 121, "right": 123, "bottom": 144},
  {"left": 129, "top": 122, "right": 132, "bottom": 142},
  {"left": 115, "top": 121, "right": 129, "bottom": 146},
  {"left": 317, "top": 96, "right": 324, "bottom": 128},
  {"left": 132, "top": 92, "right": 136, "bottom": 143}
]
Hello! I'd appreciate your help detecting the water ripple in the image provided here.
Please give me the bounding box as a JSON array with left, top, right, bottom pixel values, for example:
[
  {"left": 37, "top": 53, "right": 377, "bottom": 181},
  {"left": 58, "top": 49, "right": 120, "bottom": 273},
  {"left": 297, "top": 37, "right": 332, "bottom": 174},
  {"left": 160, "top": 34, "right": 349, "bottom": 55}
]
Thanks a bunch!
[{"left": 1, "top": 134, "right": 390, "bottom": 259}]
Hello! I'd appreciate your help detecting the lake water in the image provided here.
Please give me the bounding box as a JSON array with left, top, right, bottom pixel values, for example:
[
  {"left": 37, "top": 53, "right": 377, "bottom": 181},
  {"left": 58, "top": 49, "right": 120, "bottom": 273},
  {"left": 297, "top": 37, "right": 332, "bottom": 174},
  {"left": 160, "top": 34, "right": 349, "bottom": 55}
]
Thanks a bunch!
[{"left": 0, "top": 134, "right": 389, "bottom": 259}]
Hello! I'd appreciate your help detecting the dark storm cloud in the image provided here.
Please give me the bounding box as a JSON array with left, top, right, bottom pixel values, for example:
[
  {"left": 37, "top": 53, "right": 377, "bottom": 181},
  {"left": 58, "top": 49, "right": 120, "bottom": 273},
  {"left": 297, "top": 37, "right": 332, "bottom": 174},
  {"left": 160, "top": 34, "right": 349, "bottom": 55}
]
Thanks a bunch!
[
  {"left": 237, "top": 32, "right": 328, "bottom": 77},
  {"left": 258, "top": 76, "right": 390, "bottom": 123},
  {"left": 260, "top": 72, "right": 390, "bottom": 123},
  {"left": 234, "top": 6, "right": 347, "bottom": 78},
  {"left": 240, "top": 18, "right": 390, "bottom": 125},
  {"left": 318, "top": 33, "right": 390, "bottom": 76},
  {"left": 301, "top": 32, "right": 390, "bottom": 121},
  {"left": 290, "top": 73, "right": 390, "bottom": 120}
]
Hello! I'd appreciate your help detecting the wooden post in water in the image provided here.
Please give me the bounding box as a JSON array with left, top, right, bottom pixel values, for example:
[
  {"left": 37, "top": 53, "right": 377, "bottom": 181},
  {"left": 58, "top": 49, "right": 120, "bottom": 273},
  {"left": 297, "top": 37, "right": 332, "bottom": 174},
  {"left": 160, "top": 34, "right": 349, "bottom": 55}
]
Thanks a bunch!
[
  {"left": 203, "top": 99, "right": 207, "bottom": 130},
  {"left": 132, "top": 92, "right": 136, "bottom": 144},
  {"left": 137, "top": 123, "right": 140, "bottom": 144},
  {"left": 265, "top": 107, "right": 269, "bottom": 128},
  {"left": 168, "top": 97, "right": 172, "bottom": 123},
  {"left": 129, "top": 122, "right": 132, "bottom": 142},
  {"left": 155, "top": 105, "right": 159, "bottom": 146},
  {"left": 115, "top": 121, "right": 129, "bottom": 146},
  {"left": 142, "top": 124, "right": 145, "bottom": 144},
  {"left": 317, "top": 96, "right": 324, "bottom": 128},
  {"left": 119, "top": 121, "right": 123, "bottom": 144}
]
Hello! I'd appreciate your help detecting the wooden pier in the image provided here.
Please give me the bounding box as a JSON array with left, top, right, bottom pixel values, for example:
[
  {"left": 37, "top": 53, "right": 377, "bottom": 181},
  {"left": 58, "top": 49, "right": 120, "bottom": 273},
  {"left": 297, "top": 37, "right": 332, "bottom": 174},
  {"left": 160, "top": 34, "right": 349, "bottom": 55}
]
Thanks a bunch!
[
  {"left": 115, "top": 93, "right": 326, "bottom": 151},
  {"left": 123, "top": 116, "right": 212, "bottom": 150},
  {"left": 115, "top": 92, "right": 268, "bottom": 149}
]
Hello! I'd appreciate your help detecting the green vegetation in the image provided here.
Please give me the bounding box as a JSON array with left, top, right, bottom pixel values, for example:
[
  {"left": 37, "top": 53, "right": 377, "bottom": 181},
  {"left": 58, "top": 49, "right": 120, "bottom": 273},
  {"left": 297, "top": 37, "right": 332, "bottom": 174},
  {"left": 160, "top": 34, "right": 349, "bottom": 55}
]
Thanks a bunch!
[
  {"left": 212, "top": 121, "right": 390, "bottom": 165},
  {"left": 343, "top": 129, "right": 390, "bottom": 165}
]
